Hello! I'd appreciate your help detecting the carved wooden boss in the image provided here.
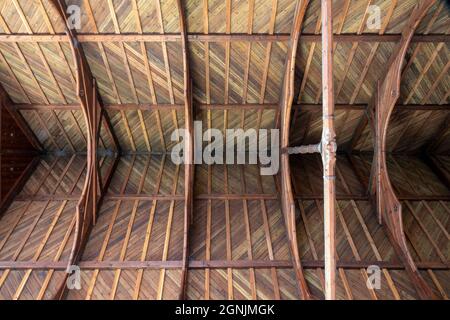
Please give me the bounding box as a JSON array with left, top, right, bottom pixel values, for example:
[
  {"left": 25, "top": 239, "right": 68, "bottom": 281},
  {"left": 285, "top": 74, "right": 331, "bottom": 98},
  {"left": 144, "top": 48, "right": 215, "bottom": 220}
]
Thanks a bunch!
[
  {"left": 279, "top": 0, "right": 312, "bottom": 300},
  {"left": 369, "top": 0, "right": 437, "bottom": 299}
]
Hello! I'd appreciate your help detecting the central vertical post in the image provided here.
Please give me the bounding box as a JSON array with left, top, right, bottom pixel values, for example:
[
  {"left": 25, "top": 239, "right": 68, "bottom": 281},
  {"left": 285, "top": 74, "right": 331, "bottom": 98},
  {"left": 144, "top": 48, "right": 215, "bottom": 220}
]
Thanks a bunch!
[{"left": 321, "top": 0, "right": 336, "bottom": 300}]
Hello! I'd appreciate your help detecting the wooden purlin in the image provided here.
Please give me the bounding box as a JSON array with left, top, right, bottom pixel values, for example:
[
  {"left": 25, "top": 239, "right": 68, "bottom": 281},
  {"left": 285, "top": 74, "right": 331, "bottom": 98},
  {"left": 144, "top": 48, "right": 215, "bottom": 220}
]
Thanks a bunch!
[
  {"left": 278, "top": 0, "right": 312, "bottom": 300},
  {"left": 369, "top": 0, "right": 438, "bottom": 300},
  {"left": 0, "top": 259, "right": 448, "bottom": 272},
  {"left": 48, "top": 0, "right": 118, "bottom": 300},
  {"left": 12, "top": 103, "right": 450, "bottom": 112},
  {"left": 12, "top": 192, "right": 450, "bottom": 202},
  {"left": 176, "top": 0, "right": 194, "bottom": 300},
  {"left": 0, "top": 33, "right": 448, "bottom": 43}
]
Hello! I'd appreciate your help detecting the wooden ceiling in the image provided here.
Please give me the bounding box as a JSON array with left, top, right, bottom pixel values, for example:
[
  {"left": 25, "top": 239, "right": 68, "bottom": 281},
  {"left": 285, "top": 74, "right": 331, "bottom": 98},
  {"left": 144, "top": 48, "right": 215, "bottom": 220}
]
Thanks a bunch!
[
  {"left": 0, "top": 0, "right": 448, "bottom": 155},
  {"left": 0, "top": 0, "right": 449, "bottom": 301}
]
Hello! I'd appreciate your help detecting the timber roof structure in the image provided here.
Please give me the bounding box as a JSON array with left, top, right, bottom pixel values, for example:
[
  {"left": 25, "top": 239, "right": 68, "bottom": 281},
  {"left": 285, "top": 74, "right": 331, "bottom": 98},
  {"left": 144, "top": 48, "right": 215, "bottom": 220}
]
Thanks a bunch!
[{"left": 0, "top": 0, "right": 448, "bottom": 300}]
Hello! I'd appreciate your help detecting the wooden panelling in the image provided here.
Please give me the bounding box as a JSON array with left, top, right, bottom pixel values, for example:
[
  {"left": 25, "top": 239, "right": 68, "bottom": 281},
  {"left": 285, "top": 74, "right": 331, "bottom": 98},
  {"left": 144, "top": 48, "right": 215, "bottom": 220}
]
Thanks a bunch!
[
  {"left": 0, "top": 154, "right": 447, "bottom": 299},
  {"left": 0, "top": 0, "right": 448, "bottom": 301},
  {"left": 0, "top": 1, "right": 447, "bottom": 152}
]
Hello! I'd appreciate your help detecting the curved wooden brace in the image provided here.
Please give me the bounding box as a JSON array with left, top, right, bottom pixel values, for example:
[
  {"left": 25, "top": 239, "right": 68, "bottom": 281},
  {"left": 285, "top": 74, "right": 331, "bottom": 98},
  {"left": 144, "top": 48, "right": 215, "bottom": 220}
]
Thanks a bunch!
[
  {"left": 370, "top": 0, "right": 437, "bottom": 299},
  {"left": 49, "top": 0, "right": 118, "bottom": 299},
  {"left": 279, "top": 0, "right": 312, "bottom": 300},
  {"left": 176, "top": 0, "right": 194, "bottom": 300}
]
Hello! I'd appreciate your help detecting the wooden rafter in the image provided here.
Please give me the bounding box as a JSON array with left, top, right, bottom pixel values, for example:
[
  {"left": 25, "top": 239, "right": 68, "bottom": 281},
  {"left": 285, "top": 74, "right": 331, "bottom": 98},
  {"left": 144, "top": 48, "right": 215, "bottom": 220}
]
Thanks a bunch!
[
  {"left": 84, "top": 156, "right": 135, "bottom": 300},
  {"left": 223, "top": 166, "right": 233, "bottom": 299},
  {"left": 0, "top": 157, "right": 62, "bottom": 291},
  {"left": 296, "top": 10, "right": 322, "bottom": 104},
  {"left": 401, "top": 2, "right": 445, "bottom": 79},
  {"left": 35, "top": 0, "right": 86, "bottom": 150},
  {"left": 388, "top": 158, "right": 448, "bottom": 299},
  {"left": 107, "top": 0, "right": 150, "bottom": 153},
  {"left": 155, "top": 0, "right": 179, "bottom": 145},
  {"left": 369, "top": 0, "right": 438, "bottom": 300},
  {"left": 10, "top": 0, "right": 78, "bottom": 152},
  {"left": 81, "top": 0, "right": 123, "bottom": 152},
  {"left": 348, "top": 0, "right": 398, "bottom": 104},
  {"left": 241, "top": 0, "right": 255, "bottom": 129},
  {"left": 278, "top": 0, "right": 312, "bottom": 300},
  {"left": 334, "top": 0, "right": 372, "bottom": 101},
  {"left": 295, "top": 0, "right": 350, "bottom": 106},
  {"left": 0, "top": 12, "right": 49, "bottom": 152},
  {"left": 11, "top": 156, "right": 79, "bottom": 300},
  {"left": 256, "top": 0, "right": 278, "bottom": 133}
]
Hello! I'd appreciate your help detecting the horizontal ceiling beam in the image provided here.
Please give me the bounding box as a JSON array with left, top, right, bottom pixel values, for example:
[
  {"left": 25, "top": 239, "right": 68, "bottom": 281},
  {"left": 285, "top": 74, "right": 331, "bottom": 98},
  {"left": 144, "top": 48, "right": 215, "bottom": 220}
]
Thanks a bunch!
[
  {"left": 14, "top": 193, "right": 450, "bottom": 202},
  {"left": 12, "top": 103, "right": 449, "bottom": 112},
  {"left": 0, "top": 33, "right": 447, "bottom": 43},
  {"left": 0, "top": 259, "right": 446, "bottom": 270}
]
